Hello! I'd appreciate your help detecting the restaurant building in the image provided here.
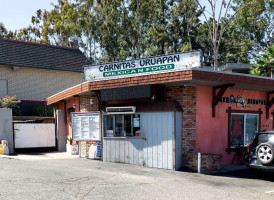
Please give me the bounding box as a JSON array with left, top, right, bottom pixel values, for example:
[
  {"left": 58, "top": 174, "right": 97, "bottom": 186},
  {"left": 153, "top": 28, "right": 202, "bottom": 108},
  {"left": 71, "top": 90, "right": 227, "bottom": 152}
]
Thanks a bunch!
[{"left": 47, "top": 51, "right": 274, "bottom": 171}]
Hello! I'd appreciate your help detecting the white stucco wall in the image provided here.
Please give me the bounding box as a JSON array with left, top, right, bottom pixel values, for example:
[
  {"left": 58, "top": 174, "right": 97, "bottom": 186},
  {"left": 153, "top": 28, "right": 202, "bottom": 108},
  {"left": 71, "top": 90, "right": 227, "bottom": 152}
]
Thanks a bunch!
[
  {"left": 0, "top": 109, "right": 13, "bottom": 154},
  {"left": 0, "top": 65, "right": 83, "bottom": 101}
]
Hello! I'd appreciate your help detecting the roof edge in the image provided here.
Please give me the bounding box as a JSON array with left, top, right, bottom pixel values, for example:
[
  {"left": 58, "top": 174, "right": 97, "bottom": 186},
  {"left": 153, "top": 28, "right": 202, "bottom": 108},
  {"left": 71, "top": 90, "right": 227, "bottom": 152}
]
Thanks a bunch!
[
  {"left": 47, "top": 69, "right": 274, "bottom": 105},
  {"left": 47, "top": 82, "right": 86, "bottom": 100},
  {"left": 0, "top": 37, "right": 81, "bottom": 51}
]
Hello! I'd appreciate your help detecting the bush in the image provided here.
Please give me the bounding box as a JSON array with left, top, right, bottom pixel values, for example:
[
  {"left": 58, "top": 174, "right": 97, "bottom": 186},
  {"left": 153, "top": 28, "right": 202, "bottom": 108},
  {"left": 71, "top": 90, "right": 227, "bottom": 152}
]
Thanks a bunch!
[
  {"left": 31, "top": 106, "right": 54, "bottom": 117},
  {"left": 0, "top": 95, "right": 20, "bottom": 108}
]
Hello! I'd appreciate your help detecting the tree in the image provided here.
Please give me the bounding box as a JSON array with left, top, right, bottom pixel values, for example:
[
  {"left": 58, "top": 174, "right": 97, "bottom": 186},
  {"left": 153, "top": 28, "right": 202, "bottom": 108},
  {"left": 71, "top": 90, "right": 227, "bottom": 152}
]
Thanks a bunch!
[
  {"left": 232, "top": 0, "right": 273, "bottom": 58},
  {"left": 128, "top": 0, "right": 152, "bottom": 58},
  {"left": 0, "top": 22, "right": 7, "bottom": 37},
  {"left": 170, "top": 0, "right": 202, "bottom": 53},
  {"left": 0, "top": 22, "right": 17, "bottom": 39},
  {"left": 195, "top": 0, "right": 249, "bottom": 70},
  {"left": 250, "top": 46, "right": 274, "bottom": 77}
]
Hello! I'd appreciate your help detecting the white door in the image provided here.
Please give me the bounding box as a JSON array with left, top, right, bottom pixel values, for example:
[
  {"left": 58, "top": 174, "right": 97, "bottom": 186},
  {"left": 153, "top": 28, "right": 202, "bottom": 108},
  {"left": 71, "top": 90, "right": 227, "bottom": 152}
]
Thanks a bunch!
[
  {"left": 14, "top": 124, "right": 56, "bottom": 148},
  {"left": 141, "top": 112, "right": 174, "bottom": 170}
]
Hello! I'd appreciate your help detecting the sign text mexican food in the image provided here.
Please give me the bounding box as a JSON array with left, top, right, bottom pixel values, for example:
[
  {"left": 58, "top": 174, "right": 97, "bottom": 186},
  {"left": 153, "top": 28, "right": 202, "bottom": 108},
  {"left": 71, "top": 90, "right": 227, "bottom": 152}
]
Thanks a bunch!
[{"left": 84, "top": 50, "right": 201, "bottom": 81}]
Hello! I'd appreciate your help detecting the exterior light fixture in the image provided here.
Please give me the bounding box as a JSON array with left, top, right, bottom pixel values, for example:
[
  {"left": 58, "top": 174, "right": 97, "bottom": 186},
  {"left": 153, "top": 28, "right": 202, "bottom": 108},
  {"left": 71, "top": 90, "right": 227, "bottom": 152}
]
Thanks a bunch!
[
  {"left": 73, "top": 104, "right": 76, "bottom": 109},
  {"left": 230, "top": 95, "right": 234, "bottom": 103},
  {"left": 151, "top": 94, "right": 155, "bottom": 103},
  {"left": 90, "top": 99, "right": 94, "bottom": 105}
]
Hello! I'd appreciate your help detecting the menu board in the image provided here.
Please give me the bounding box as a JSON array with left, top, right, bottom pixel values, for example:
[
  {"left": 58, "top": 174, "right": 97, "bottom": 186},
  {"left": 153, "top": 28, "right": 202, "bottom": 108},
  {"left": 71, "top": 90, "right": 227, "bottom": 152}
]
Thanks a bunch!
[{"left": 71, "top": 112, "right": 100, "bottom": 141}]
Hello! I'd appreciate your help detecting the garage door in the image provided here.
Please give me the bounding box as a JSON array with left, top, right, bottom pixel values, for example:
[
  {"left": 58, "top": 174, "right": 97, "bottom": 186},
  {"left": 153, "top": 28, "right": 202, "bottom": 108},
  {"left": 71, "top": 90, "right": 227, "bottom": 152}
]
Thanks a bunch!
[
  {"left": 141, "top": 112, "right": 174, "bottom": 170},
  {"left": 14, "top": 123, "right": 55, "bottom": 148}
]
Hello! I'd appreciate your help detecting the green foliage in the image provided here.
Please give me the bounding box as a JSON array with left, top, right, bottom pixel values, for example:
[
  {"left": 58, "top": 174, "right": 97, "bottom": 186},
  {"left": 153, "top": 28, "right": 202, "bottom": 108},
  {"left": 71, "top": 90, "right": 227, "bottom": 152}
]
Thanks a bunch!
[
  {"left": 0, "top": 0, "right": 272, "bottom": 68},
  {"left": 12, "top": 108, "right": 22, "bottom": 116},
  {"left": 31, "top": 106, "right": 54, "bottom": 117},
  {"left": 180, "top": 43, "right": 191, "bottom": 52},
  {"left": 0, "top": 22, "right": 7, "bottom": 37},
  {"left": 232, "top": 0, "right": 273, "bottom": 57},
  {"left": 0, "top": 95, "right": 20, "bottom": 109},
  {"left": 250, "top": 46, "right": 274, "bottom": 77}
]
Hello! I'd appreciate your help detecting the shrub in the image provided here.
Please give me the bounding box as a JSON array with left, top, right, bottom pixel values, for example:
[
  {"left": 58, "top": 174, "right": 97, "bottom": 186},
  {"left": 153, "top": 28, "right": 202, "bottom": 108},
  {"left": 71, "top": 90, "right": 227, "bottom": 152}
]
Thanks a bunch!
[
  {"left": 31, "top": 106, "right": 53, "bottom": 117},
  {"left": 0, "top": 95, "right": 20, "bottom": 108}
]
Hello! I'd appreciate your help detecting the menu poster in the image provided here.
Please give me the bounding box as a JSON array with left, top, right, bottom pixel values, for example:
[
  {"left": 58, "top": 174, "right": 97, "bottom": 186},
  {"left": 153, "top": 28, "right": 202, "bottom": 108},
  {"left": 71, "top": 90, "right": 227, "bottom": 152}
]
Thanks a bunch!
[{"left": 72, "top": 113, "right": 100, "bottom": 141}]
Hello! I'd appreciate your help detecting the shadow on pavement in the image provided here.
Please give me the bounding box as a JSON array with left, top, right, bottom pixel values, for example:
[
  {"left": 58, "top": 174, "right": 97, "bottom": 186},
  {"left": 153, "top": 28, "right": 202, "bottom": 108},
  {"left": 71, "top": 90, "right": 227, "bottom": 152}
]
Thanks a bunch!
[{"left": 209, "top": 169, "right": 274, "bottom": 182}]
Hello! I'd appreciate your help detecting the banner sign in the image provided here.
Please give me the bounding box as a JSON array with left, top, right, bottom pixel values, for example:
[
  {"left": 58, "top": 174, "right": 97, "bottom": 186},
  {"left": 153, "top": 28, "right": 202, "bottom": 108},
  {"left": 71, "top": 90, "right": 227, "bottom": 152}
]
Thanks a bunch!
[
  {"left": 84, "top": 50, "right": 201, "bottom": 81},
  {"left": 95, "top": 141, "right": 102, "bottom": 159},
  {"left": 71, "top": 112, "right": 100, "bottom": 141}
]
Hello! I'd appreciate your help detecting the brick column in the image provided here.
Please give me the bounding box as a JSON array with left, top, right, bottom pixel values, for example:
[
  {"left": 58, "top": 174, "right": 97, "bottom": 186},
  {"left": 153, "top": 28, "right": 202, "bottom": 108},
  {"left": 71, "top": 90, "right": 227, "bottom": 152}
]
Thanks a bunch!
[
  {"left": 167, "top": 86, "right": 197, "bottom": 169},
  {"left": 80, "top": 92, "right": 100, "bottom": 112},
  {"left": 78, "top": 92, "right": 100, "bottom": 158},
  {"left": 182, "top": 86, "right": 196, "bottom": 155}
]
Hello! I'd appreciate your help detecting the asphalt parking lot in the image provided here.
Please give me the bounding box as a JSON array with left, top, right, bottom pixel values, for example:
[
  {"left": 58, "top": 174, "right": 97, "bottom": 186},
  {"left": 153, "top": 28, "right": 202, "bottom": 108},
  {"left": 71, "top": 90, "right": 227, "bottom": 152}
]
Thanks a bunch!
[{"left": 1, "top": 152, "right": 274, "bottom": 200}]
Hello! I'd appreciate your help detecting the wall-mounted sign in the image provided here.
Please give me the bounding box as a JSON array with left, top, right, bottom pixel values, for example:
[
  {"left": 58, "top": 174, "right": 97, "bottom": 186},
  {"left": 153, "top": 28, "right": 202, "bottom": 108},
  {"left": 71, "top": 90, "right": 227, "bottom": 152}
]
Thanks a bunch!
[
  {"left": 219, "top": 95, "right": 266, "bottom": 108},
  {"left": 84, "top": 51, "right": 202, "bottom": 82},
  {"left": 71, "top": 112, "right": 100, "bottom": 141},
  {"left": 236, "top": 95, "right": 252, "bottom": 108}
]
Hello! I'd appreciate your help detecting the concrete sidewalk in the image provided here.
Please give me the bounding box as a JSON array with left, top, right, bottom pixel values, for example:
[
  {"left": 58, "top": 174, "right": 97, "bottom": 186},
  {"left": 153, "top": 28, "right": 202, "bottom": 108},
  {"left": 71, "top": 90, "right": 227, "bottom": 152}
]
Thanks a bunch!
[{"left": 1, "top": 152, "right": 248, "bottom": 174}]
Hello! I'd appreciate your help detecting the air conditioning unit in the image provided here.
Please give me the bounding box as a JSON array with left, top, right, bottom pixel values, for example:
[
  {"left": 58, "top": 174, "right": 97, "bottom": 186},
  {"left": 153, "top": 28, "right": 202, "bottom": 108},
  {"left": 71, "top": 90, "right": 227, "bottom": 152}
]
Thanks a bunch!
[{"left": 106, "top": 106, "right": 136, "bottom": 114}]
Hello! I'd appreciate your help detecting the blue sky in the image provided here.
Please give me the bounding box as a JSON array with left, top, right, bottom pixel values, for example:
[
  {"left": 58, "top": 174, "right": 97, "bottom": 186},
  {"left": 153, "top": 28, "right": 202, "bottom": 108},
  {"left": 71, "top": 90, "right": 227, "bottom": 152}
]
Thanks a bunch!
[
  {"left": 0, "top": 0, "right": 225, "bottom": 32},
  {"left": 0, "top": 0, "right": 58, "bottom": 31}
]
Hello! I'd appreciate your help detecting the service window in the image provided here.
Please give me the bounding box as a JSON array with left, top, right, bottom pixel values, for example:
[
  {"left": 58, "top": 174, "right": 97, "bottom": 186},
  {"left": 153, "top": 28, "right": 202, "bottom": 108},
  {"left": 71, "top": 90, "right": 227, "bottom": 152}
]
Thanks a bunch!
[
  {"left": 103, "top": 114, "right": 140, "bottom": 137},
  {"left": 230, "top": 113, "right": 258, "bottom": 147}
]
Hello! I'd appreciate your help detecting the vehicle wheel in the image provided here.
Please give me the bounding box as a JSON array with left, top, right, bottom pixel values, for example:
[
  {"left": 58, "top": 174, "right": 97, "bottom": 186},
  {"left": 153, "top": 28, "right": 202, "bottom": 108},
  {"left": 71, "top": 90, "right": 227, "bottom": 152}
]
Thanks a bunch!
[{"left": 256, "top": 143, "right": 274, "bottom": 165}]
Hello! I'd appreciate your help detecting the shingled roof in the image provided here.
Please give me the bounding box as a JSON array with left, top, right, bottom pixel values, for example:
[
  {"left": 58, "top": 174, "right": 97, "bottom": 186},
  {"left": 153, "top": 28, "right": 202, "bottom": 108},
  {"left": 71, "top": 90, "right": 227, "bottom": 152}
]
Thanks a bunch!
[{"left": 0, "top": 38, "right": 90, "bottom": 72}]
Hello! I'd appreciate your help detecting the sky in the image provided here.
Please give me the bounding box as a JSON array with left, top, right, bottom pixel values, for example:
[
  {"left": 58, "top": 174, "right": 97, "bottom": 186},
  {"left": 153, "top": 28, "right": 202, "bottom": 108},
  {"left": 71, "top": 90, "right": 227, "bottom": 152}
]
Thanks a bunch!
[
  {"left": 0, "top": 0, "right": 226, "bottom": 32},
  {"left": 0, "top": 0, "right": 58, "bottom": 31}
]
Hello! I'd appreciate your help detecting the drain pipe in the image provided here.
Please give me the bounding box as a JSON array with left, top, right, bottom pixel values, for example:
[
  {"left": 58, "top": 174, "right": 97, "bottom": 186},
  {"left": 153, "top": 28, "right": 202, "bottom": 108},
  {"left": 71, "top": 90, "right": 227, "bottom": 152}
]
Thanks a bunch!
[{"left": 198, "top": 152, "right": 201, "bottom": 173}]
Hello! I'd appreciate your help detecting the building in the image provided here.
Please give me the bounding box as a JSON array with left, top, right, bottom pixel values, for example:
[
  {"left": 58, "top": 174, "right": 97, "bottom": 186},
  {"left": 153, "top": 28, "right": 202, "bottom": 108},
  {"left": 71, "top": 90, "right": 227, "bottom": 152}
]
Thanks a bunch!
[
  {"left": 47, "top": 51, "right": 274, "bottom": 171},
  {"left": 0, "top": 38, "right": 89, "bottom": 115},
  {"left": 218, "top": 63, "right": 251, "bottom": 74}
]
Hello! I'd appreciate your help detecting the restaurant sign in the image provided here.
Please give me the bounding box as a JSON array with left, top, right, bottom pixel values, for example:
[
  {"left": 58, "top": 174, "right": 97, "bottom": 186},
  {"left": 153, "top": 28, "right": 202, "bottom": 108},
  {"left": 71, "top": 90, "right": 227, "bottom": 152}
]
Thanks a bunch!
[{"left": 84, "top": 50, "right": 202, "bottom": 81}]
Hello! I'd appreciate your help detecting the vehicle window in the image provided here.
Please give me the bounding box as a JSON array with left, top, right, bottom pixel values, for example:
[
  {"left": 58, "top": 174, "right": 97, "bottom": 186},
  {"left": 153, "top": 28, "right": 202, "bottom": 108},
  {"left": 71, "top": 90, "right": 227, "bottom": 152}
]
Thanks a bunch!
[
  {"left": 258, "top": 133, "right": 269, "bottom": 143},
  {"left": 268, "top": 134, "right": 274, "bottom": 143}
]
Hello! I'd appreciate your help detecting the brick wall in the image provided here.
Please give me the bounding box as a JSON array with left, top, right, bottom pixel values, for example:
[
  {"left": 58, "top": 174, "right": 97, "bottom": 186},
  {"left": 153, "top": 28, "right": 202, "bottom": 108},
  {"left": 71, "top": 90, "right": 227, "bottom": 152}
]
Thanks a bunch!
[
  {"left": 183, "top": 153, "right": 222, "bottom": 171},
  {"left": 167, "top": 86, "right": 221, "bottom": 171},
  {"left": 79, "top": 93, "right": 100, "bottom": 112},
  {"left": 80, "top": 141, "right": 97, "bottom": 157}
]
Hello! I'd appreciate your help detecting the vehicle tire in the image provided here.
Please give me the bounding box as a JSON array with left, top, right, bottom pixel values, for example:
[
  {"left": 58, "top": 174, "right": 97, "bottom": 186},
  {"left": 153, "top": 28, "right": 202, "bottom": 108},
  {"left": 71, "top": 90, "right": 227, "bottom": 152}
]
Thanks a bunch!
[{"left": 256, "top": 143, "right": 274, "bottom": 165}]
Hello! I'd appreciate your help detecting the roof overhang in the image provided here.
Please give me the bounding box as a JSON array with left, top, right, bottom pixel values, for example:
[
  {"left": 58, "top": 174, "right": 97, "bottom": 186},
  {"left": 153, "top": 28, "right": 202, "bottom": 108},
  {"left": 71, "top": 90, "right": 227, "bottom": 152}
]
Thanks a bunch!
[{"left": 47, "top": 69, "right": 274, "bottom": 105}]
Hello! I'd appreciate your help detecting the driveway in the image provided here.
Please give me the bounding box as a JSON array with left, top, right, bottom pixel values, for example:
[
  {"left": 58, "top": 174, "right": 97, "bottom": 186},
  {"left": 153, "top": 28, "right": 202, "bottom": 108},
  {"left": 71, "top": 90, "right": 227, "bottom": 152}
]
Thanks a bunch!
[{"left": 0, "top": 152, "right": 274, "bottom": 200}]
